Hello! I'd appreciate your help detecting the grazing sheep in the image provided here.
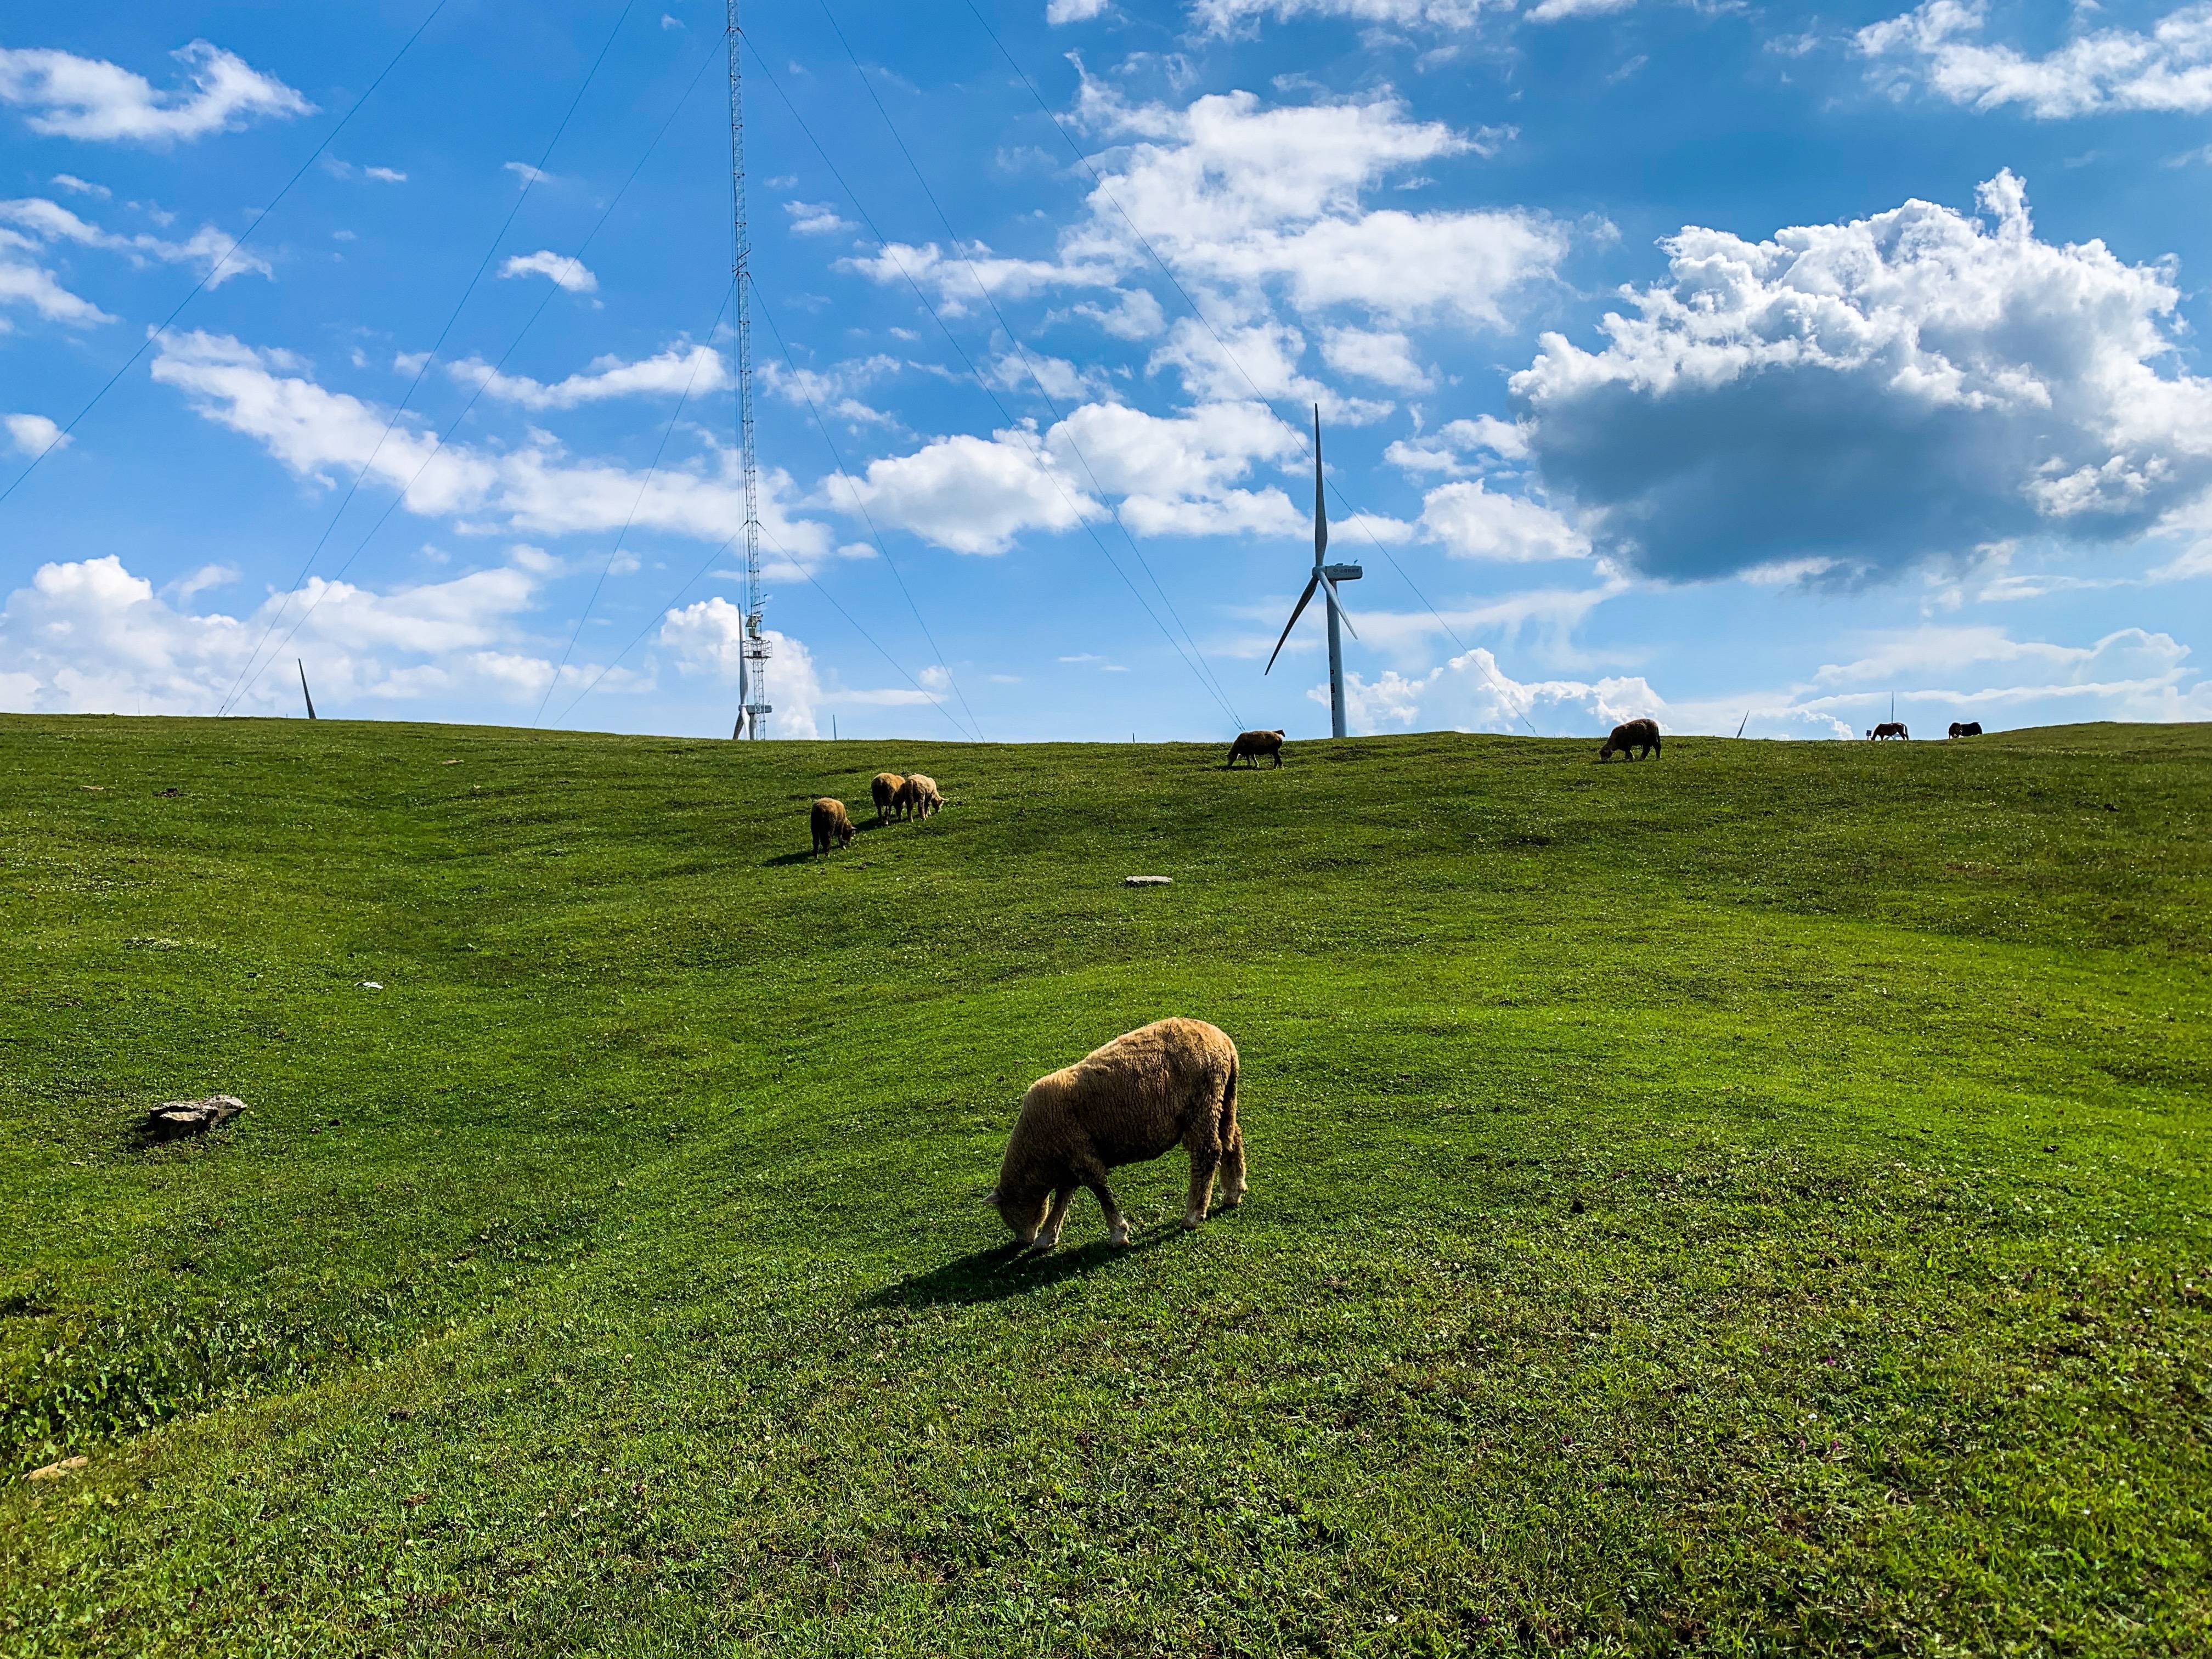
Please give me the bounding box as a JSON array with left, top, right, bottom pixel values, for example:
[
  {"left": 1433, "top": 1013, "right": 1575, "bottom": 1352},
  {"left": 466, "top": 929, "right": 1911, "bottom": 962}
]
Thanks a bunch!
[
  {"left": 810, "top": 797, "right": 855, "bottom": 857},
  {"left": 1598, "top": 718, "right": 1662, "bottom": 761},
  {"left": 1869, "top": 723, "right": 1910, "bottom": 741},
  {"left": 1948, "top": 721, "right": 1983, "bottom": 738},
  {"left": 871, "top": 771, "right": 906, "bottom": 822},
  {"left": 898, "top": 772, "right": 943, "bottom": 821},
  {"left": 987, "top": 1017, "right": 1244, "bottom": 1250},
  {"left": 1226, "top": 729, "right": 1286, "bottom": 769}
]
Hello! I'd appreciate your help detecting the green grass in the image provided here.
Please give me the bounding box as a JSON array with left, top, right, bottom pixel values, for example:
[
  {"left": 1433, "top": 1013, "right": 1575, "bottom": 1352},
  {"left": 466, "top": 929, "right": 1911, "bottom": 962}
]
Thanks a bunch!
[{"left": 1, "top": 715, "right": 2208, "bottom": 1656}]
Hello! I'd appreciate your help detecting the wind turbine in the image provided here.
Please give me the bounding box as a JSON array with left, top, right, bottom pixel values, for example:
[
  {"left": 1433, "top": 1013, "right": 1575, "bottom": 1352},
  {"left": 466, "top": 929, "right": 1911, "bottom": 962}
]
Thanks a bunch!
[{"left": 1265, "top": 405, "right": 1363, "bottom": 738}]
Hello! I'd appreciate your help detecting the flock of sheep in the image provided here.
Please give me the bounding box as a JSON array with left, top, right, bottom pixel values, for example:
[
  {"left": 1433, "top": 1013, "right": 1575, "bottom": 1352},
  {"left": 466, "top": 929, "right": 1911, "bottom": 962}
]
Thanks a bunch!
[{"left": 809, "top": 769, "right": 941, "bottom": 856}]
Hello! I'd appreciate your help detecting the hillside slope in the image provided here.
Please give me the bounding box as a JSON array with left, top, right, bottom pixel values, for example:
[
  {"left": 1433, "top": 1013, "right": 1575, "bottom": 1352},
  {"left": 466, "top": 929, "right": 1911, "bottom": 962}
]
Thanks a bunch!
[{"left": 2, "top": 717, "right": 2208, "bottom": 1655}]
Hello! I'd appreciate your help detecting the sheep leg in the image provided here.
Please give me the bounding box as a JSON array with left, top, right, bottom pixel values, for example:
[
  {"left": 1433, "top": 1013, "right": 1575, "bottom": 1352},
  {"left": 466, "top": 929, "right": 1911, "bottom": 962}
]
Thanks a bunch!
[
  {"left": 1220, "top": 1122, "right": 1246, "bottom": 1209},
  {"left": 1033, "top": 1187, "right": 1077, "bottom": 1251},
  {"left": 1067, "top": 1156, "right": 1128, "bottom": 1245},
  {"left": 1183, "top": 1148, "right": 1219, "bottom": 1229}
]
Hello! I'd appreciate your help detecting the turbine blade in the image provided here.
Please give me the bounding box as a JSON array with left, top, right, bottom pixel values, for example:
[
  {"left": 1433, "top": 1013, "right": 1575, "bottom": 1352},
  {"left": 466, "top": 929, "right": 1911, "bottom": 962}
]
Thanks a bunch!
[
  {"left": 1313, "top": 404, "right": 1328, "bottom": 562},
  {"left": 1264, "top": 574, "right": 1322, "bottom": 675},
  {"left": 1316, "top": 570, "right": 1359, "bottom": 641}
]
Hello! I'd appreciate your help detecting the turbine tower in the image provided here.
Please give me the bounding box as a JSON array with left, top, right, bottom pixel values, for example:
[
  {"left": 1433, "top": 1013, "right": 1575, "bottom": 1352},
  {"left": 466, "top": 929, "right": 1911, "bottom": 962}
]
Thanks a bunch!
[
  {"left": 1265, "top": 405, "right": 1362, "bottom": 738},
  {"left": 727, "top": 0, "right": 770, "bottom": 738}
]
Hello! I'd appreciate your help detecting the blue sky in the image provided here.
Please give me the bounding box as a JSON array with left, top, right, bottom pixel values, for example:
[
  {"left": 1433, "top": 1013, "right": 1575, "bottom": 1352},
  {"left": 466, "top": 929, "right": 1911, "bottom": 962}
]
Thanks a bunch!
[{"left": 3, "top": 0, "right": 2209, "bottom": 741}]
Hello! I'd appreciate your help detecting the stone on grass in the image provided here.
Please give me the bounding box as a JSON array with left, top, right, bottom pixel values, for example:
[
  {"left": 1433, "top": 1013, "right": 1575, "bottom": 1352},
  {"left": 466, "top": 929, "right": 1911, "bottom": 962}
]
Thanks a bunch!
[
  {"left": 1124, "top": 876, "right": 1172, "bottom": 887},
  {"left": 26, "top": 1456, "right": 87, "bottom": 1482},
  {"left": 141, "top": 1095, "right": 246, "bottom": 1142}
]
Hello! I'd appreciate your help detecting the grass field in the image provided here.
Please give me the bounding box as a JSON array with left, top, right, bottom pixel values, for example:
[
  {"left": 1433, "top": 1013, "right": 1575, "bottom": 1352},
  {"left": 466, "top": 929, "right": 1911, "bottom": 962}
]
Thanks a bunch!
[{"left": 1, "top": 714, "right": 2208, "bottom": 1656}]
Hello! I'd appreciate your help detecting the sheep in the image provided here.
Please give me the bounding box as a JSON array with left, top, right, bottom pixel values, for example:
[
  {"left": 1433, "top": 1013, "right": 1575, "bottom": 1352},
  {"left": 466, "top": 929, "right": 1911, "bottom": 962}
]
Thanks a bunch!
[
  {"left": 810, "top": 797, "right": 855, "bottom": 857},
  {"left": 871, "top": 771, "right": 906, "bottom": 823},
  {"left": 1868, "top": 723, "right": 1910, "bottom": 741},
  {"left": 1948, "top": 721, "right": 1983, "bottom": 738},
  {"left": 897, "top": 772, "right": 943, "bottom": 821},
  {"left": 986, "top": 1017, "right": 1244, "bottom": 1250},
  {"left": 1226, "top": 729, "right": 1285, "bottom": 769},
  {"left": 1598, "top": 718, "right": 1661, "bottom": 761}
]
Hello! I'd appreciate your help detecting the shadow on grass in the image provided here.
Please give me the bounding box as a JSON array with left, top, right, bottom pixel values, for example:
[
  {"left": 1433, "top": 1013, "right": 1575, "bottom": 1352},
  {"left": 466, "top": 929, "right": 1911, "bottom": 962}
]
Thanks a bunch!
[
  {"left": 763, "top": 819, "right": 902, "bottom": 867},
  {"left": 863, "top": 1226, "right": 1183, "bottom": 1307}
]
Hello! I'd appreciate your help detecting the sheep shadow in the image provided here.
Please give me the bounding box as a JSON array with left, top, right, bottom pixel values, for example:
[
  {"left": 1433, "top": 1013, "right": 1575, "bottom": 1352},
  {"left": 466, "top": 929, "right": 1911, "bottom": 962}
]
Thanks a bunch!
[{"left": 863, "top": 1226, "right": 1183, "bottom": 1307}]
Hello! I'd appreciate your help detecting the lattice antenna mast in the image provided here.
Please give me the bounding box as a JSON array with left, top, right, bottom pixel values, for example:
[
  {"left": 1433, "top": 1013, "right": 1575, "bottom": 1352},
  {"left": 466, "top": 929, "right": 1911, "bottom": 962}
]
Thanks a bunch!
[{"left": 727, "top": 0, "right": 769, "bottom": 739}]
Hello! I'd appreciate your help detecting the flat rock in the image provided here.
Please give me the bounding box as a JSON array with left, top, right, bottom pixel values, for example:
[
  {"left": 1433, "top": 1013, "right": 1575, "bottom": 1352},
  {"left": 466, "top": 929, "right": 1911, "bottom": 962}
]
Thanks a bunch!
[
  {"left": 1124, "top": 876, "right": 1173, "bottom": 887},
  {"left": 141, "top": 1094, "right": 247, "bottom": 1142},
  {"left": 26, "top": 1456, "right": 87, "bottom": 1482}
]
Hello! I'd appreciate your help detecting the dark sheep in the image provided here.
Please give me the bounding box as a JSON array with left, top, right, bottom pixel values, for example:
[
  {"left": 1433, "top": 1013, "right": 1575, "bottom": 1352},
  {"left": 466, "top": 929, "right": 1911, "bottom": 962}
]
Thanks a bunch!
[
  {"left": 1226, "top": 729, "right": 1286, "bottom": 769},
  {"left": 1948, "top": 721, "right": 1983, "bottom": 738},
  {"left": 1869, "top": 723, "right": 1910, "bottom": 741},
  {"left": 1598, "top": 718, "right": 1661, "bottom": 761}
]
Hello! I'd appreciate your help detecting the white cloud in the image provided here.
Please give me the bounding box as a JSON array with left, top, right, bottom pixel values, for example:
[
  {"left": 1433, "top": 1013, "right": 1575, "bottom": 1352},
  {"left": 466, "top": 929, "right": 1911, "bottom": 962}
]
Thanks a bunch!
[
  {"left": 1418, "top": 478, "right": 1589, "bottom": 561},
  {"left": 1514, "top": 172, "right": 2212, "bottom": 580},
  {"left": 841, "top": 238, "right": 1118, "bottom": 317},
  {"left": 500, "top": 250, "right": 597, "bottom": 293},
  {"left": 504, "top": 162, "right": 554, "bottom": 186},
  {"left": 1190, "top": 0, "right": 1498, "bottom": 31},
  {"left": 1066, "top": 83, "right": 1568, "bottom": 331},
  {"left": 1320, "top": 325, "right": 1433, "bottom": 391},
  {"left": 0, "top": 195, "right": 270, "bottom": 287},
  {"left": 1385, "top": 414, "right": 1528, "bottom": 476},
  {"left": 0, "top": 40, "right": 313, "bottom": 145},
  {"left": 840, "top": 424, "right": 1099, "bottom": 554},
  {"left": 0, "top": 550, "right": 630, "bottom": 716},
  {"left": 783, "top": 200, "right": 854, "bottom": 236},
  {"left": 149, "top": 330, "right": 836, "bottom": 558},
  {"left": 1147, "top": 317, "right": 1391, "bottom": 421},
  {"left": 1072, "top": 287, "right": 1167, "bottom": 340},
  {"left": 49, "top": 173, "right": 109, "bottom": 199},
  {"left": 364, "top": 165, "right": 407, "bottom": 184},
  {"left": 3, "top": 413, "right": 65, "bottom": 457},
  {"left": 1045, "top": 398, "right": 1305, "bottom": 536},
  {"left": 449, "top": 343, "right": 728, "bottom": 410},
  {"left": 759, "top": 353, "right": 904, "bottom": 427},
  {"left": 0, "top": 230, "right": 110, "bottom": 327},
  {"left": 1048, "top": 0, "right": 1114, "bottom": 21},
  {"left": 1859, "top": 1, "right": 2212, "bottom": 117}
]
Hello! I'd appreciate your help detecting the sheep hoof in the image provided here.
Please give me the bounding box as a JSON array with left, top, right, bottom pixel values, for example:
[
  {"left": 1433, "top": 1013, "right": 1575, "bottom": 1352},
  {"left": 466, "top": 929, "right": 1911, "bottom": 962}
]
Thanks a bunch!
[
  {"left": 1181, "top": 1214, "right": 1205, "bottom": 1231},
  {"left": 1109, "top": 1226, "right": 1130, "bottom": 1246}
]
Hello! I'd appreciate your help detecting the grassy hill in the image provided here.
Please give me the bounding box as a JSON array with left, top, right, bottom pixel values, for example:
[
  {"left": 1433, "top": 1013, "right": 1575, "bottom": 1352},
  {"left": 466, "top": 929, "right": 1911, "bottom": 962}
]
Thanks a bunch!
[{"left": 1, "top": 715, "right": 2207, "bottom": 1656}]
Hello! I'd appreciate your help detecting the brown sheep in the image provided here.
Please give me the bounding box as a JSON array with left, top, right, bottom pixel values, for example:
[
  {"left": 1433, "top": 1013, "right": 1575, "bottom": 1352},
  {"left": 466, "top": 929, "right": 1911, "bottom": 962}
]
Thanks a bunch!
[
  {"left": 1598, "top": 717, "right": 1661, "bottom": 761},
  {"left": 809, "top": 797, "right": 855, "bottom": 857},
  {"left": 1226, "top": 729, "right": 1285, "bottom": 769},
  {"left": 871, "top": 771, "right": 906, "bottom": 823},
  {"left": 987, "top": 1017, "right": 1244, "bottom": 1250},
  {"left": 897, "top": 772, "right": 943, "bottom": 821}
]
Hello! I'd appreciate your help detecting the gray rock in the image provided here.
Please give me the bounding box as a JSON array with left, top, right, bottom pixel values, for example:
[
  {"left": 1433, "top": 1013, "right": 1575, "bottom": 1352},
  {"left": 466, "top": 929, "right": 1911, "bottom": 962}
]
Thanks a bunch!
[
  {"left": 141, "top": 1095, "right": 247, "bottom": 1142},
  {"left": 1123, "top": 876, "right": 1173, "bottom": 887}
]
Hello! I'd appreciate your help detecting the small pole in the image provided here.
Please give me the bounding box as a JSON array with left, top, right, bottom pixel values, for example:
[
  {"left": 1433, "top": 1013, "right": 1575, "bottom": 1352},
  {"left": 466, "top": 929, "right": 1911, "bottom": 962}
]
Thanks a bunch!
[
  {"left": 832, "top": 715, "right": 838, "bottom": 742},
  {"left": 1735, "top": 710, "right": 1749, "bottom": 739},
  {"left": 297, "top": 659, "right": 318, "bottom": 721}
]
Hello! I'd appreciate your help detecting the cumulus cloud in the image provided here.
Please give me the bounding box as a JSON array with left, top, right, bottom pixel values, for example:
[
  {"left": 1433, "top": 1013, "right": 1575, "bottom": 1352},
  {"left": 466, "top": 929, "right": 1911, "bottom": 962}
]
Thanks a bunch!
[
  {"left": 1385, "top": 415, "right": 1528, "bottom": 476},
  {"left": 0, "top": 41, "right": 312, "bottom": 145},
  {"left": 449, "top": 343, "right": 728, "bottom": 410},
  {"left": 500, "top": 250, "right": 596, "bottom": 292},
  {"left": 1066, "top": 82, "right": 1568, "bottom": 332},
  {"left": 1046, "top": 398, "right": 1305, "bottom": 536},
  {"left": 0, "top": 550, "right": 640, "bottom": 716},
  {"left": 1320, "top": 325, "right": 1434, "bottom": 391},
  {"left": 1417, "top": 478, "right": 1588, "bottom": 561},
  {"left": 1071, "top": 287, "right": 1167, "bottom": 340},
  {"left": 783, "top": 200, "right": 854, "bottom": 236},
  {"left": 1859, "top": 1, "right": 2212, "bottom": 117},
  {"left": 149, "top": 330, "right": 835, "bottom": 557},
  {"left": 4, "top": 412, "right": 65, "bottom": 457},
  {"left": 0, "top": 229, "right": 109, "bottom": 328},
  {"left": 758, "top": 353, "right": 904, "bottom": 427},
  {"left": 1513, "top": 172, "right": 2212, "bottom": 582},
  {"left": 1048, "top": 0, "right": 1114, "bottom": 19},
  {"left": 839, "top": 424, "right": 1099, "bottom": 554}
]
